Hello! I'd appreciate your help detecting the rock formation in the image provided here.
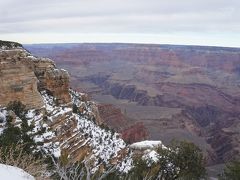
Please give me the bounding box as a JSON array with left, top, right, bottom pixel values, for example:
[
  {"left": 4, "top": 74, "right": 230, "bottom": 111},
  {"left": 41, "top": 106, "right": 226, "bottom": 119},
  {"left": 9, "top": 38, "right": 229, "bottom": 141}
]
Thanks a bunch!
[
  {"left": 0, "top": 48, "right": 43, "bottom": 108},
  {"left": 33, "top": 58, "right": 71, "bottom": 104},
  {"left": 0, "top": 41, "right": 132, "bottom": 171},
  {"left": 0, "top": 41, "right": 71, "bottom": 108},
  {"left": 121, "top": 122, "right": 149, "bottom": 144},
  {"left": 97, "top": 104, "right": 149, "bottom": 143}
]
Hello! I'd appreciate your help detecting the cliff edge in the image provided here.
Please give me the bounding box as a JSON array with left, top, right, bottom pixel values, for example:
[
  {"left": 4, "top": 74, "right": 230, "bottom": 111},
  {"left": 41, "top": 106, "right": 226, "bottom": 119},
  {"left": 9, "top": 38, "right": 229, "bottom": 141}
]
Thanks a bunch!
[{"left": 0, "top": 40, "right": 70, "bottom": 108}]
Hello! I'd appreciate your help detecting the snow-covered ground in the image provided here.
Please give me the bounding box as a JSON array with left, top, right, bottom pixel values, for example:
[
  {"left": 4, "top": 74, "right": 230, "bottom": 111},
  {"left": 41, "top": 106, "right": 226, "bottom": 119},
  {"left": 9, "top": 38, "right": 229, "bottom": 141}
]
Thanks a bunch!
[{"left": 0, "top": 164, "right": 34, "bottom": 180}]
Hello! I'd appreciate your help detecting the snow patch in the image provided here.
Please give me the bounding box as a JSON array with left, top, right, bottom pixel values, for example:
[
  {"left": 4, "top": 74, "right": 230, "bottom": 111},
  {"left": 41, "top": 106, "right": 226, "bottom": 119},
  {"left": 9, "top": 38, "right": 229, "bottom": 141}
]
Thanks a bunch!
[
  {"left": 130, "top": 140, "right": 166, "bottom": 150},
  {"left": 0, "top": 164, "right": 34, "bottom": 180},
  {"left": 143, "top": 150, "right": 159, "bottom": 164}
]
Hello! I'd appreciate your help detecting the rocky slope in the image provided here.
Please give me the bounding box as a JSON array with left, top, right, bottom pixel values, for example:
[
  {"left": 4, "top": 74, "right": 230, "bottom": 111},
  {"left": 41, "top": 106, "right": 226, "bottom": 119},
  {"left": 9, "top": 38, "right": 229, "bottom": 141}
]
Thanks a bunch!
[
  {"left": 25, "top": 43, "right": 240, "bottom": 165},
  {"left": 0, "top": 41, "right": 133, "bottom": 172},
  {"left": 0, "top": 41, "right": 148, "bottom": 144}
]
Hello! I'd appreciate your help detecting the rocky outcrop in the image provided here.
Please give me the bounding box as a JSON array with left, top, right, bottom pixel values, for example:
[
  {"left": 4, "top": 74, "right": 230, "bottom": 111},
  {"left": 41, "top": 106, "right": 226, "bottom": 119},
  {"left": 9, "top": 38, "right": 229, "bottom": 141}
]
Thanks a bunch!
[
  {"left": 0, "top": 49, "right": 43, "bottom": 108},
  {"left": 33, "top": 59, "right": 71, "bottom": 104},
  {"left": 97, "top": 104, "right": 128, "bottom": 131},
  {"left": 0, "top": 42, "right": 71, "bottom": 108},
  {"left": 97, "top": 104, "right": 149, "bottom": 143},
  {"left": 121, "top": 122, "right": 149, "bottom": 144}
]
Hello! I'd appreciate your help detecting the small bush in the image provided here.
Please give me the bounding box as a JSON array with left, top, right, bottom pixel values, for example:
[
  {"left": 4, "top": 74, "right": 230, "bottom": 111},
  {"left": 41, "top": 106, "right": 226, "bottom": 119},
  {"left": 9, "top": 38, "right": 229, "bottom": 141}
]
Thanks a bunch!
[
  {"left": 72, "top": 104, "right": 79, "bottom": 114},
  {"left": 7, "top": 101, "right": 26, "bottom": 119}
]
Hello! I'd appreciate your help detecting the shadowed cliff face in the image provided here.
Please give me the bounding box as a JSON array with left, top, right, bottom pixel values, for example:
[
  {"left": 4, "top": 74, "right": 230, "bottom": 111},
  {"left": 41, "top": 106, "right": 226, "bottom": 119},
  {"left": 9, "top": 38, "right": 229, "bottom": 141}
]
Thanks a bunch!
[{"left": 25, "top": 43, "right": 240, "bottom": 164}]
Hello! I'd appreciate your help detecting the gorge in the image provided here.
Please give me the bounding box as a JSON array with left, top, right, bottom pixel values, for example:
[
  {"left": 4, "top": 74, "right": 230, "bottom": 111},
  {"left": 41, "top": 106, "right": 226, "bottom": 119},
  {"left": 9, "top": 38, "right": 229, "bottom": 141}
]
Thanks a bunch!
[{"left": 25, "top": 43, "right": 240, "bottom": 165}]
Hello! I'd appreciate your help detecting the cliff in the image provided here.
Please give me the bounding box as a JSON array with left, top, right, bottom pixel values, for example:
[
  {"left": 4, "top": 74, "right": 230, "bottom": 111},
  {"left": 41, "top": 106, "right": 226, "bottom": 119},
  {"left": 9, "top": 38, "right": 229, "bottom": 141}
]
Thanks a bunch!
[
  {"left": 0, "top": 48, "right": 44, "bottom": 108},
  {"left": 0, "top": 41, "right": 132, "bottom": 172},
  {"left": 0, "top": 42, "right": 70, "bottom": 108}
]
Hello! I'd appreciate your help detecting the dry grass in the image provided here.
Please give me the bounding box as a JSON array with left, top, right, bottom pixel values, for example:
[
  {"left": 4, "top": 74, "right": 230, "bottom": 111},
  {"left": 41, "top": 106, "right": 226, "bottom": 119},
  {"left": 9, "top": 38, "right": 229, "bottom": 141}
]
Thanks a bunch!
[{"left": 0, "top": 144, "right": 48, "bottom": 179}]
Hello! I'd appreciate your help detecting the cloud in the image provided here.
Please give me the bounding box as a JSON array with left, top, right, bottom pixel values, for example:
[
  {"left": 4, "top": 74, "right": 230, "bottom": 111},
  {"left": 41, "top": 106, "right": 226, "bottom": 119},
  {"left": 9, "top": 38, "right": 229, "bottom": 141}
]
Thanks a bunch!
[{"left": 0, "top": 0, "right": 239, "bottom": 46}]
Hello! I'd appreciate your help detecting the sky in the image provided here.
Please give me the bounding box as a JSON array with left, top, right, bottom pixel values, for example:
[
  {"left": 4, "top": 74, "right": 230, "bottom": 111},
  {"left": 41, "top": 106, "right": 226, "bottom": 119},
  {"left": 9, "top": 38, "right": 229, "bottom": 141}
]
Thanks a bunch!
[{"left": 0, "top": 0, "right": 239, "bottom": 47}]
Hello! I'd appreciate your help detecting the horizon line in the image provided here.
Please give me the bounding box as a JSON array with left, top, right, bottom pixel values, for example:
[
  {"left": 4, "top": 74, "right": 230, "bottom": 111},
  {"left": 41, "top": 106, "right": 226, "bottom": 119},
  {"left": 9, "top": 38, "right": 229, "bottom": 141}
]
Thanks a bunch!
[{"left": 23, "top": 42, "right": 240, "bottom": 49}]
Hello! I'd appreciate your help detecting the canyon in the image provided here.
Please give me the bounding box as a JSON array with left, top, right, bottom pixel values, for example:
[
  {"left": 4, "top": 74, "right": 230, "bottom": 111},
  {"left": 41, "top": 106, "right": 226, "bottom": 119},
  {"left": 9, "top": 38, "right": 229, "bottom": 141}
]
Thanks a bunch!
[{"left": 25, "top": 43, "right": 240, "bottom": 165}]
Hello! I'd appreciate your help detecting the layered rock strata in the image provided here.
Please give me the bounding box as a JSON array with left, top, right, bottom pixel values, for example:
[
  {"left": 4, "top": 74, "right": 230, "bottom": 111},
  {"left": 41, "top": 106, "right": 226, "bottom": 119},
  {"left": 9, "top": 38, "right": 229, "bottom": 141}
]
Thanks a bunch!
[{"left": 0, "top": 43, "right": 70, "bottom": 108}]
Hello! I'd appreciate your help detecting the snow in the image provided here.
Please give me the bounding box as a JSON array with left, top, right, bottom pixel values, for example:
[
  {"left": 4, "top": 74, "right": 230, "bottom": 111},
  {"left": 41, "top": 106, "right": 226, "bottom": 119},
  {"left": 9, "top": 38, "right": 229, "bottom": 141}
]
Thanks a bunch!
[
  {"left": 29, "top": 90, "right": 132, "bottom": 172},
  {"left": 0, "top": 45, "right": 7, "bottom": 50},
  {"left": 117, "top": 152, "right": 133, "bottom": 173},
  {"left": 0, "top": 48, "right": 25, "bottom": 52},
  {"left": 0, "top": 108, "right": 7, "bottom": 134},
  {"left": 0, "top": 112, "right": 6, "bottom": 122},
  {"left": 70, "top": 89, "right": 86, "bottom": 107},
  {"left": 75, "top": 114, "right": 126, "bottom": 164},
  {"left": 0, "top": 90, "right": 134, "bottom": 173},
  {"left": 130, "top": 140, "right": 166, "bottom": 150},
  {"left": 0, "top": 164, "right": 34, "bottom": 180},
  {"left": 143, "top": 150, "right": 159, "bottom": 164},
  {"left": 1, "top": 90, "right": 169, "bottom": 175}
]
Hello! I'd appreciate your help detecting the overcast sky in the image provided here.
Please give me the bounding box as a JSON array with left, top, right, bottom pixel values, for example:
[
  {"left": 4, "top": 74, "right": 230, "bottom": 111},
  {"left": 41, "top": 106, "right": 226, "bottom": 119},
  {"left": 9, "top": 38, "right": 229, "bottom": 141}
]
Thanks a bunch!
[{"left": 0, "top": 0, "right": 239, "bottom": 47}]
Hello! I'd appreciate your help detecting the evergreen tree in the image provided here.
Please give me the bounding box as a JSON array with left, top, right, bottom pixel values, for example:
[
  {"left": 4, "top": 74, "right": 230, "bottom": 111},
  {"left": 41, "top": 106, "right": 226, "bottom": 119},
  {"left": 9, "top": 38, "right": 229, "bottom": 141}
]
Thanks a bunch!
[
  {"left": 72, "top": 104, "right": 79, "bottom": 114},
  {"left": 171, "top": 141, "right": 206, "bottom": 179},
  {"left": 128, "top": 158, "right": 158, "bottom": 180},
  {"left": 156, "top": 140, "right": 206, "bottom": 180},
  {"left": 128, "top": 140, "right": 206, "bottom": 180},
  {"left": 220, "top": 160, "right": 240, "bottom": 180},
  {"left": 0, "top": 115, "right": 22, "bottom": 148},
  {"left": 0, "top": 101, "right": 36, "bottom": 154}
]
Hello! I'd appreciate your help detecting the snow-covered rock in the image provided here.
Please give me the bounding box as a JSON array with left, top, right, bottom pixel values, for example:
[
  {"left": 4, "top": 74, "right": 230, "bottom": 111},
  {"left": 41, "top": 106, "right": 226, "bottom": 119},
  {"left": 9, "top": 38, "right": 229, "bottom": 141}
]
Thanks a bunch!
[
  {"left": 143, "top": 150, "right": 159, "bottom": 164},
  {"left": 0, "top": 164, "right": 34, "bottom": 180},
  {"left": 0, "top": 90, "right": 132, "bottom": 173},
  {"left": 130, "top": 140, "right": 166, "bottom": 150},
  {"left": 0, "top": 112, "right": 6, "bottom": 122}
]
